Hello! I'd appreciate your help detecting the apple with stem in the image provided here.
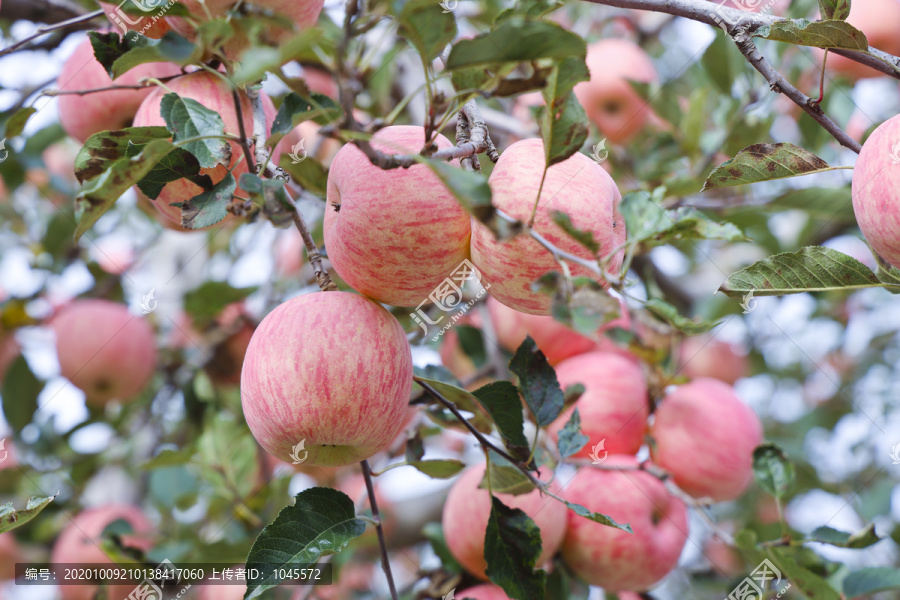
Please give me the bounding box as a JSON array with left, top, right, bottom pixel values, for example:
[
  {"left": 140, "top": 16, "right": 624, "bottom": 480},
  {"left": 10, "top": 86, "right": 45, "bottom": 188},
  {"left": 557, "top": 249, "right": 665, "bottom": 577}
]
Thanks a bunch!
[
  {"left": 241, "top": 291, "right": 413, "bottom": 466},
  {"left": 470, "top": 138, "right": 625, "bottom": 315}
]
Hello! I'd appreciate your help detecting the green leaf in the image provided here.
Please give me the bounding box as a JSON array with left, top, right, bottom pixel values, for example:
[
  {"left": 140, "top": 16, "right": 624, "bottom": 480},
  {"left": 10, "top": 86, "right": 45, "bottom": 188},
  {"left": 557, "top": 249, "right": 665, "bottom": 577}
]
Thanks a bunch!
[
  {"left": 425, "top": 159, "right": 495, "bottom": 225},
  {"left": 1, "top": 356, "right": 42, "bottom": 433},
  {"left": 484, "top": 496, "right": 546, "bottom": 600},
  {"left": 74, "top": 126, "right": 172, "bottom": 183},
  {"left": 718, "top": 246, "right": 898, "bottom": 297},
  {"left": 544, "top": 561, "right": 589, "bottom": 600},
  {"left": 405, "top": 430, "right": 425, "bottom": 462},
  {"left": 479, "top": 450, "right": 535, "bottom": 496},
  {"left": 752, "top": 443, "right": 795, "bottom": 498},
  {"left": 472, "top": 381, "right": 529, "bottom": 455},
  {"left": 556, "top": 408, "right": 589, "bottom": 458},
  {"left": 415, "top": 376, "right": 494, "bottom": 434},
  {"left": 422, "top": 522, "right": 464, "bottom": 574},
  {"left": 269, "top": 93, "right": 341, "bottom": 139},
  {"left": 701, "top": 30, "right": 737, "bottom": 94},
  {"left": 142, "top": 447, "right": 196, "bottom": 469},
  {"left": 136, "top": 147, "right": 212, "bottom": 200},
  {"left": 765, "top": 186, "right": 855, "bottom": 222},
  {"left": 809, "top": 523, "right": 880, "bottom": 549},
  {"left": 457, "top": 324, "right": 487, "bottom": 366},
  {"left": 702, "top": 143, "right": 838, "bottom": 191},
  {"left": 394, "top": 0, "right": 458, "bottom": 61},
  {"left": 765, "top": 547, "right": 841, "bottom": 600},
  {"left": 244, "top": 488, "right": 367, "bottom": 599},
  {"left": 843, "top": 567, "right": 900, "bottom": 598},
  {"left": 76, "top": 139, "right": 175, "bottom": 241},
  {"left": 409, "top": 459, "right": 467, "bottom": 479},
  {"left": 551, "top": 210, "right": 599, "bottom": 255},
  {"left": 565, "top": 500, "right": 633, "bottom": 533},
  {"left": 537, "top": 90, "right": 588, "bottom": 168},
  {"left": 620, "top": 189, "right": 746, "bottom": 248},
  {"left": 183, "top": 281, "right": 256, "bottom": 326},
  {"left": 238, "top": 173, "right": 294, "bottom": 226},
  {"left": 279, "top": 153, "right": 328, "bottom": 196},
  {"left": 754, "top": 18, "right": 867, "bottom": 50},
  {"left": 180, "top": 173, "right": 236, "bottom": 229},
  {"left": 89, "top": 30, "right": 196, "bottom": 79},
  {"left": 0, "top": 495, "right": 57, "bottom": 534},
  {"left": 159, "top": 92, "right": 231, "bottom": 169},
  {"left": 818, "top": 0, "right": 851, "bottom": 20},
  {"left": 5, "top": 107, "right": 36, "bottom": 138},
  {"left": 446, "top": 19, "right": 585, "bottom": 70},
  {"left": 644, "top": 298, "right": 718, "bottom": 335},
  {"left": 509, "top": 336, "right": 565, "bottom": 427}
]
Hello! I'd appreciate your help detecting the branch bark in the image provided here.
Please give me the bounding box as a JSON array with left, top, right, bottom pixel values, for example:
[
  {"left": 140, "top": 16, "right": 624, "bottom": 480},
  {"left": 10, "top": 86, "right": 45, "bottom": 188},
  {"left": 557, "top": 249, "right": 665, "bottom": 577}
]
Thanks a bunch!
[{"left": 0, "top": 7, "right": 103, "bottom": 58}]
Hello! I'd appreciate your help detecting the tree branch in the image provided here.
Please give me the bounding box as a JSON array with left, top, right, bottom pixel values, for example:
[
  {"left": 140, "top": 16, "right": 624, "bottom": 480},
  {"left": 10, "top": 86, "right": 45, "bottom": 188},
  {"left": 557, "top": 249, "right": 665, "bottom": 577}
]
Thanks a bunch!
[
  {"left": 0, "top": 8, "right": 104, "bottom": 59},
  {"left": 362, "top": 459, "right": 399, "bottom": 600},
  {"left": 0, "top": 0, "right": 89, "bottom": 24}
]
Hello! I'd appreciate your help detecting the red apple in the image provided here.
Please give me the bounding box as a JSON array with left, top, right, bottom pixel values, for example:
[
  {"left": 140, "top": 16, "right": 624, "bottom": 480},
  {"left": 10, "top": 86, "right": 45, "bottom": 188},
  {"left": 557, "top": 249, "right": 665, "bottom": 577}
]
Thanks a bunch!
[
  {"left": 132, "top": 71, "right": 276, "bottom": 230},
  {"left": 441, "top": 464, "right": 567, "bottom": 580},
  {"left": 0, "top": 533, "right": 19, "bottom": 580},
  {"left": 470, "top": 138, "right": 625, "bottom": 315},
  {"left": 651, "top": 378, "right": 763, "bottom": 502},
  {"left": 50, "top": 504, "right": 154, "bottom": 600},
  {"left": 51, "top": 299, "right": 158, "bottom": 405},
  {"left": 439, "top": 310, "right": 483, "bottom": 380},
  {"left": 57, "top": 37, "right": 181, "bottom": 142},
  {"left": 852, "top": 113, "right": 900, "bottom": 269},
  {"left": 241, "top": 292, "right": 413, "bottom": 466},
  {"left": 547, "top": 351, "right": 649, "bottom": 458},
  {"left": 678, "top": 336, "right": 748, "bottom": 385},
  {"left": 573, "top": 39, "right": 658, "bottom": 144},
  {"left": 825, "top": 0, "right": 900, "bottom": 79},
  {"left": 457, "top": 584, "right": 511, "bottom": 600},
  {"left": 324, "top": 126, "right": 471, "bottom": 307},
  {"left": 99, "top": 2, "right": 173, "bottom": 39},
  {"left": 561, "top": 457, "right": 688, "bottom": 591}
]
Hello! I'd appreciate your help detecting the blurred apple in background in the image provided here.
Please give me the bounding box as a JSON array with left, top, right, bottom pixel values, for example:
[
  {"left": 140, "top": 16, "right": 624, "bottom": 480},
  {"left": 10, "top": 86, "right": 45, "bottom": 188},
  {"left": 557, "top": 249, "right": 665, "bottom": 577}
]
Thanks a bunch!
[{"left": 678, "top": 335, "right": 748, "bottom": 384}]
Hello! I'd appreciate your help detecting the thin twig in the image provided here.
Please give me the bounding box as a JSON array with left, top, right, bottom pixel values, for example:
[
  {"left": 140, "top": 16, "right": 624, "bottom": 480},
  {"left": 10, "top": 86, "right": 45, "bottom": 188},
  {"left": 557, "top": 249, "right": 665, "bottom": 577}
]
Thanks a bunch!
[
  {"left": 0, "top": 8, "right": 104, "bottom": 58},
  {"left": 361, "top": 459, "right": 399, "bottom": 600}
]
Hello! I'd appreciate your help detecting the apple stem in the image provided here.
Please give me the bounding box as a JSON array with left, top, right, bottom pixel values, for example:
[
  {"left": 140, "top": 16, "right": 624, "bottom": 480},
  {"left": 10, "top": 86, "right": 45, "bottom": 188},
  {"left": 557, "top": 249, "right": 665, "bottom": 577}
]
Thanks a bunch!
[
  {"left": 816, "top": 50, "right": 828, "bottom": 105},
  {"left": 361, "top": 459, "right": 399, "bottom": 600}
]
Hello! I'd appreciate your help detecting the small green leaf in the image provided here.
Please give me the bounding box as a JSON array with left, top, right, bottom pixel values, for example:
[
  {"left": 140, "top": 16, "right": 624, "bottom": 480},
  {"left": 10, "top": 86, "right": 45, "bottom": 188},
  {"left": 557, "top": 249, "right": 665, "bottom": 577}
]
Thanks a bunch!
[
  {"left": 142, "top": 447, "right": 196, "bottom": 469},
  {"left": 644, "top": 298, "right": 718, "bottom": 335},
  {"left": 244, "top": 488, "right": 367, "bottom": 599},
  {"left": 446, "top": 19, "right": 585, "bottom": 70},
  {"left": 394, "top": 0, "right": 457, "bottom": 61},
  {"left": 719, "top": 246, "right": 897, "bottom": 297},
  {"left": 565, "top": 500, "right": 633, "bottom": 533},
  {"left": 818, "top": 0, "right": 851, "bottom": 21},
  {"left": 620, "top": 189, "right": 746, "bottom": 248},
  {"left": 269, "top": 93, "right": 341, "bottom": 139},
  {"left": 556, "top": 408, "right": 589, "bottom": 458},
  {"left": 1, "top": 356, "right": 42, "bottom": 433},
  {"left": 509, "top": 336, "right": 565, "bottom": 427},
  {"left": 409, "top": 459, "right": 466, "bottom": 479},
  {"left": 425, "top": 159, "right": 497, "bottom": 229},
  {"left": 0, "top": 495, "right": 57, "bottom": 534},
  {"left": 183, "top": 281, "right": 256, "bottom": 326},
  {"left": 180, "top": 173, "right": 236, "bottom": 229},
  {"left": 479, "top": 450, "right": 535, "bottom": 496},
  {"left": 422, "top": 522, "right": 464, "bottom": 574},
  {"left": 89, "top": 30, "right": 196, "bottom": 79},
  {"left": 74, "top": 126, "right": 172, "bottom": 183},
  {"left": 159, "top": 92, "right": 231, "bottom": 169},
  {"left": 843, "top": 567, "right": 900, "bottom": 598},
  {"left": 809, "top": 523, "right": 880, "bottom": 549},
  {"left": 472, "top": 381, "right": 529, "bottom": 457},
  {"left": 136, "top": 147, "right": 212, "bottom": 200},
  {"left": 279, "top": 154, "right": 328, "bottom": 196},
  {"left": 754, "top": 18, "right": 867, "bottom": 50},
  {"left": 5, "top": 107, "right": 36, "bottom": 138},
  {"left": 702, "top": 143, "right": 838, "bottom": 191},
  {"left": 765, "top": 547, "right": 841, "bottom": 600},
  {"left": 75, "top": 139, "right": 175, "bottom": 241},
  {"left": 752, "top": 443, "right": 795, "bottom": 498},
  {"left": 415, "top": 376, "right": 494, "bottom": 434},
  {"left": 551, "top": 210, "right": 599, "bottom": 254},
  {"left": 484, "top": 496, "right": 546, "bottom": 600},
  {"left": 537, "top": 92, "right": 588, "bottom": 169}
]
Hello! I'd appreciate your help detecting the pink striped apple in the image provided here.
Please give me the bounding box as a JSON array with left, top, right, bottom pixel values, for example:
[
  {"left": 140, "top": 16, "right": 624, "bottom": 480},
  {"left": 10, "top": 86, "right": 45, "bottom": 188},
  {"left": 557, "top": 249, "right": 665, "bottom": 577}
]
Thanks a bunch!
[
  {"left": 470, "top": 138, "right": 624, "bottom": 315},
  {"left": 574, "top": 39, "right": 658, "bottom": 144},
  {"left": 51, "top": 299, "right": 158, "bottom": 405},
  {"left": 651, "top": 378, "right": 763, "bottom": 502},
  {"left": 457, "top": 584, "right": 511, "bottom": 600},
  {"left": 547, "top": 351, "right": 649, "bottom": 458},
  {"left": 57, "top": 37, "right": 181, "bottom": 143},
  {"left": 561, "top": 457, "right": 688, "bottom": 591},
  {"left": 132, "top": 71, "right": 276, "bottom": 230},
  {"left": 852, "top": 113, "right": 900, "bottom": 269},
  {"left": 0, "top": 533, "right": 19, "bottom": 580},
  {"left": 324, "top": 126, "right": 471, "bottom": 307},
  {"left": 50, "top": 504, "right": 154, "bottom": 600},
  {"left": 441, "top": 463, "right": 566, "bottom": 580},
  {"left": 241, "top": 291, "right": 413, "bottom": 466},
  {"left": 678, "top": 335, "right": 748, "bottom": 385}
]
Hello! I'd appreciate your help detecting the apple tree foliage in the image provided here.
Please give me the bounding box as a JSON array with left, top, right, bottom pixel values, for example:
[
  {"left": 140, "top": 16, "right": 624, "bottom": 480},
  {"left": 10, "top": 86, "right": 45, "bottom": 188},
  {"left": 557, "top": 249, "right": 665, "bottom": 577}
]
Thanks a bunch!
[{"left": 0, "top": 0, "right": 899, "bottom": 598}]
